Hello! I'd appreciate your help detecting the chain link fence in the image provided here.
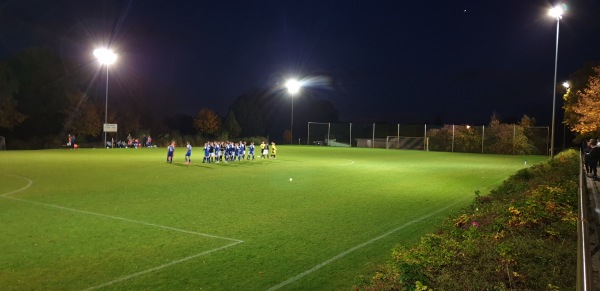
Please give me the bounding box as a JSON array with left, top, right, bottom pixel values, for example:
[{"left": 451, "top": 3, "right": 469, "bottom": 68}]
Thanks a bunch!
[{"left": 307, "top": 122, "right": 549, "bottom": 155}]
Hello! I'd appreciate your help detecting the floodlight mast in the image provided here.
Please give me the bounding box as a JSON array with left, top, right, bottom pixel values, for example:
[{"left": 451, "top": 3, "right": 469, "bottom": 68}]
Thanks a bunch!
[
  {"left": 549, "top": 5, "right": 563, "bottom": 158},
  {"left": 285, "top": 79, "right": 301, "bottom": 144},
  {"left": 94, "top": 48, "right": 117, "bottom": 148}
]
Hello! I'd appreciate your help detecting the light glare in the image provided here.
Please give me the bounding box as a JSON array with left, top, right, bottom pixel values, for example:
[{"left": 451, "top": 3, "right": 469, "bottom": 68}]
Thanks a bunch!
[
  {"left": 549, "top": 6, "right": 563, "bottom": 19},
  {"left": 286, "top": 79, "right": 301, "bottom": 94},
  {"left": 562, "top": 81, "right": 570, "bottom": 89},
  {"left": 93, "top": 48, "right": 117, "bottom": 65}
]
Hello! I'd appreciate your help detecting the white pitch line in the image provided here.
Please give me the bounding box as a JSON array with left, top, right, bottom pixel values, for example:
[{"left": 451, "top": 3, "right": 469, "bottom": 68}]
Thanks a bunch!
[
  {"left": 4, "top": 195, "right": 242, "bottom": 242},
  {"left": 1, "top": 175, "right": 246, "bottom": 289},
  {"left": 338, "top": 159, "right": 355, "bottom": 166},
  {"left": 1, "top": 176, "right": 242, "bottom": 242},
  {"left": 0, "top": 175, "right": 33, "bottom": 197},
  {"left": 83, "top": 240, "right": 243, "bottom": 291},
  {"left": 267, "top": 196, "right": 470, "bottom": 291}
]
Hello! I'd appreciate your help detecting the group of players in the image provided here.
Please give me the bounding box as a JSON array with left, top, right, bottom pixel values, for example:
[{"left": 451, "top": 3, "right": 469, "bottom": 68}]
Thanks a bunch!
[{"left": 166, "top": 141, "right": 277, "bottom": 164}]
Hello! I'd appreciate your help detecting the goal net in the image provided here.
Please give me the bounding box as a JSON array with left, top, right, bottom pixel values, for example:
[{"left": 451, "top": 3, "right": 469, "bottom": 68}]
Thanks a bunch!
[
  {"left": 386, "top": 136, "right": 428, "bottom": 150},
  {"left": 307, "top": 122, "right": 351, "bottom": 147}
]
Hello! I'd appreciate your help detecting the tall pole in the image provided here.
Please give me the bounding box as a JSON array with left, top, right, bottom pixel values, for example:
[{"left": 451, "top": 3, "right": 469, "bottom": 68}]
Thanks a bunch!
[
  {"left": 550, "top": 19, "right": 560, "bottom": 158},
  {"left": 94, "top": 47, "right": 116, "bottom": 148},
  {"left": 549, "top": 6, "right": 563, "bottom": 158},
  {"left": 285, "top": 79, "right": 300, "bottom": 145},
  {"left": 104, "top": 65, "right": 109, "bottom": 148},
  {"left": 290, "top": 93, "right": 294, "bottom": 144}
]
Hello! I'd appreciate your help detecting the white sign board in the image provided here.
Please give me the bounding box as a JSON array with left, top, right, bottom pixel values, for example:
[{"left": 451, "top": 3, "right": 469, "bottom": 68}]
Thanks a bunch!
[{"left": 103, "top": 123, "right": 118, "bottom": 132}]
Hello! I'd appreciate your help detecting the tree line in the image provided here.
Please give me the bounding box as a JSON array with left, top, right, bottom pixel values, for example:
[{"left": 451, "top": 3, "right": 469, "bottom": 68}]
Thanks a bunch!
[{"left": 0, "top": 47, "right": 338, "bottom": 149}]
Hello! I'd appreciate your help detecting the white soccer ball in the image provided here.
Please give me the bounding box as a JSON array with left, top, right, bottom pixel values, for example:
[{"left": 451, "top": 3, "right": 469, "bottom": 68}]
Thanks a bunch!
[{"left": 289, "top": 178, "right": 293, "bottom": 182}]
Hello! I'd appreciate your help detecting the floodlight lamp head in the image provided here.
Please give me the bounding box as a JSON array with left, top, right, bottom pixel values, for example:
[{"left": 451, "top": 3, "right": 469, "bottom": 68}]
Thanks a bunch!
[
  {"left": 93, "top": 48, "right": 117, "bottom": 65},
  {"left": 285, "top": 79, "right": 301, "bottom": 95},
  {"left": 549, "top": 5, "right": 564, "bottom": 19}
]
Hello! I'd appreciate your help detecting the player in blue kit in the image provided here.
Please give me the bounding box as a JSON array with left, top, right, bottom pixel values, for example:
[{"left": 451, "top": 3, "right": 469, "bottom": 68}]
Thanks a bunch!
[
  {"left": 203, "top": 142, "right": 210, "bottom": 163},
  {"left": 166, "top": 141, "right": 175, "bottom": 163},
  {"left": 215, "top": 143, "right": 221, "bottom": 163},
  {"left": 227, "top": 142, "right": 234, "bottom": 162},
  {"left": 239, "top": 142, "right": 245, "bottom": 161},
  {"left": 185, "top": 141, "right": 192, "bottom": 164},
  {"left": 247, "top": 142, "right": 255, "bottom": 160}
]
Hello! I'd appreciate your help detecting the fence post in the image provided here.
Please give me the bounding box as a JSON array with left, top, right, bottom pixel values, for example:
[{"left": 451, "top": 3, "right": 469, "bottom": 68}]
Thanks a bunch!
[
  {"left": 307, "top": 123, "right": 310, "bottom": 145},
  {"left": 452, "top": 124, "right": 455, "bottom": 152},
  {"left": 513, "top": 125, "right": 516, "bottom": 155},
  {"left": 327, "top": 122, "right": 331, "bottom": 146},
  {"left": 372, "top": 123, "right": 375, "bottom": 148},
  {"left": 349, "top": 123, "right": 352, "bottom": 147},
  {"left": 547, "top": 126, "right": 550, "bottom": 156},
  {"left": 482, "top": 125, "right": 485, "bottom": 154},
  {"left": 424, "top": 124, "right": 427, "bottom": 151}
]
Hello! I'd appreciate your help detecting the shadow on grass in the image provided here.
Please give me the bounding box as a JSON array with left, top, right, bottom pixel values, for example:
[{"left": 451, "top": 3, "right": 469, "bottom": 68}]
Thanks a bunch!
[{"left": 168, "top": 163, "right": 213, "bottom": 169}]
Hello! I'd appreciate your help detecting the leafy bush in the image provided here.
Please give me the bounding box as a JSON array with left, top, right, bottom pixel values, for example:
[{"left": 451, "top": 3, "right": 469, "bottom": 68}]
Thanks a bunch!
[{"left": 358, "top": 150, "right": 579, "bottom": 290}]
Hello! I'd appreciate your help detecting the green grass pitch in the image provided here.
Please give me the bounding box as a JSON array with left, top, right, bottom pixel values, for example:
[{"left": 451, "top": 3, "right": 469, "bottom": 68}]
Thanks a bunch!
[{"left": 0, "top": 146, "right": 547, "bottom": 290}]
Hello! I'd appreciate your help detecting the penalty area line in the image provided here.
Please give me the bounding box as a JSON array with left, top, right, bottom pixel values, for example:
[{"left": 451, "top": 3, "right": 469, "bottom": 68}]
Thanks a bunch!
[
  {"left": 267, "top": 196, "right": 470, "bottom": 291},
  {"left": 2, "top": 175, "right": 246, "bottom": 289},
  {"left": 3, "top": 195, "right": 243, "bottom": 243},
  {"left": 1, "top": 175, "right": 242, "bottom": 243},
  {"left": 83, "top": 240, "right": 243, "bottom": 291}
]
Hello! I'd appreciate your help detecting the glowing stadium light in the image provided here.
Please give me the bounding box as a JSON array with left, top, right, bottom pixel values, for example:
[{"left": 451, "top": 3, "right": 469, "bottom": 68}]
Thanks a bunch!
[
  {"left": 548, "top": 6, "right": 564, "bottom": 19},
  {"left": 93, "top": 48, "right": 117, "bottom": 65},
  {"left": 285, "top": 79, "right": 301, "bottom": 95}
]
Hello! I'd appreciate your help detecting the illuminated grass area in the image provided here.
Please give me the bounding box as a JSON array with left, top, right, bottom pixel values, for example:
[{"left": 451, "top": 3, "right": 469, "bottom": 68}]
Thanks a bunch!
[{"left": 0, "top": 146, "right": 546, "bottom": 290}]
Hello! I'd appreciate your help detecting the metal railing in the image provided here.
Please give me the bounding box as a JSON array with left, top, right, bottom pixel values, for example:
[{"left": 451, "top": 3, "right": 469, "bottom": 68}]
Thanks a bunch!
[{"left": 578, "top": 155, "right": 593, "bottom": 290}]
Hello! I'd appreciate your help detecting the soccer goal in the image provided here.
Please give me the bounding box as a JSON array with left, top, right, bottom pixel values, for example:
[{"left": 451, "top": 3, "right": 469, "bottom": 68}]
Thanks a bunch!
[
  {"left": 307, "top": 122, "right": 352, "bottom": 147},
  {"left": 386, "top": 136, "right": 428, "bottom": 150}
]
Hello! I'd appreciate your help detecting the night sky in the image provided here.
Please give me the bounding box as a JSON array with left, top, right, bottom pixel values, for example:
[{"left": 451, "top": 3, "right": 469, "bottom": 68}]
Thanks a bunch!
[{"left": 1, "top": 0, "right": 600, "bottom": 125}]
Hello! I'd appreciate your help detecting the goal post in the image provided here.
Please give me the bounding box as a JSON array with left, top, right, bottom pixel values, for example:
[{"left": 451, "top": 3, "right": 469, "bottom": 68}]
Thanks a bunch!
[
  {"left": 386, "top": 136, "right": 429, "bottom": 151},
  {"left": 307, "top": 122, "right": 330, "bottom": 146}
]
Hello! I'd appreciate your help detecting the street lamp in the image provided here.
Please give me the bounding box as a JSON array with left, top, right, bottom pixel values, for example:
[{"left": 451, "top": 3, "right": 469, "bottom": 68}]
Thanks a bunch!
[
  {"left": 562, "top": 81, "right": 570, "bottom": 150},
  {"left": 549, "top": 5, "right": 563, "bottom": 158},
  {"left": 93, "top": 48, "right": 117, "bottom": 148},
  {"left": 285, "top": 79, "right": 301, "bottom": 144}
]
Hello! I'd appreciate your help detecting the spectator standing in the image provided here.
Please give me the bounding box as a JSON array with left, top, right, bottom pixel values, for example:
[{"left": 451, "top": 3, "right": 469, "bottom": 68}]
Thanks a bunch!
[
  {"left": 588, "top": 139, "right": 600, "bottom": 179},
  {"left": 584, "top": 139, "right": 595, "bottom": 175}
]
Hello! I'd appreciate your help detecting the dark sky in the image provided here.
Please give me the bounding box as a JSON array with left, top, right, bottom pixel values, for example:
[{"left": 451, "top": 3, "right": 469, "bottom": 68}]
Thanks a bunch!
[{"left": 1, "top": 0, "right": 600, "bottom": 125}]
